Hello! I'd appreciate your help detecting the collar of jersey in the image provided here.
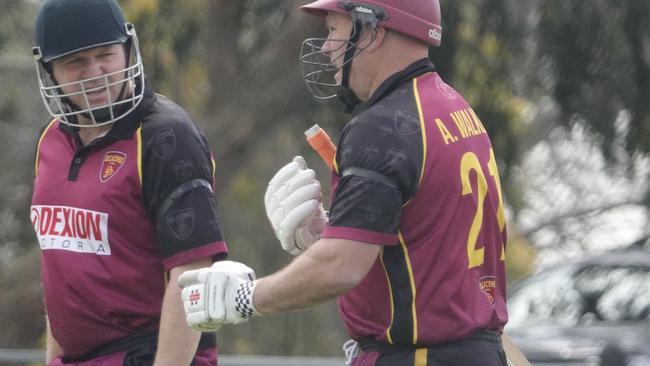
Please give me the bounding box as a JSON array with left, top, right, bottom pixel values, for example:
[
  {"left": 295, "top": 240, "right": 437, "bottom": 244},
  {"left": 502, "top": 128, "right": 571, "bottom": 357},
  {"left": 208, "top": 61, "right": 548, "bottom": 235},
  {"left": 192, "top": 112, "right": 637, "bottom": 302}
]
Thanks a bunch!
[{"left": 364, "top": 58, "right": 436, "bottom": 109}]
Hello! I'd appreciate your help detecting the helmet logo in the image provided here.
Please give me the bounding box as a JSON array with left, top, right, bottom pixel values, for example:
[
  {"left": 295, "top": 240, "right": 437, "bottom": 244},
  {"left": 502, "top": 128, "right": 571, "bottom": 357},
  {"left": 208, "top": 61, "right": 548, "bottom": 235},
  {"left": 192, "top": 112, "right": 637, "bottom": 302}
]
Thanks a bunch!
[
  {"left": 100, "top": 151, "right": 127, "bottom": 182},
  {"left": 429, "top": 28, "right": 442, "bottom": 42},
  {"left": 339, "top": 2, "right": 388, "bottom": 25},
  {"left": 354, "top": 6, "right": 373, "bottom": 14}
]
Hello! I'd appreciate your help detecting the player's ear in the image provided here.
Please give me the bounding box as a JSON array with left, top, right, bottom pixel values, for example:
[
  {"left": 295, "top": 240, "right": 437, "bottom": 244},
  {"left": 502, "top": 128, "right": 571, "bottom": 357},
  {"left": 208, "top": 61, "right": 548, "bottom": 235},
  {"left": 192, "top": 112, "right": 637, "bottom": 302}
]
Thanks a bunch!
[{"left": 364, "top": 26, "right": 386, "bottom": 53}]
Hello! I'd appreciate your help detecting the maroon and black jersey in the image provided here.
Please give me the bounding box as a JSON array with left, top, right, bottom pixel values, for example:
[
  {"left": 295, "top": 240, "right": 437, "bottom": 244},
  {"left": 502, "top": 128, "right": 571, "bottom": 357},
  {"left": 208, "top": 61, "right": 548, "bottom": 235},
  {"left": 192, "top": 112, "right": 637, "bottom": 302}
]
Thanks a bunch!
[
  {"left": 322, "top": 59, "right": 508, "bottom": 347},
  {"left": 30, "top": 84, "right": 226, "bottom": 359}
]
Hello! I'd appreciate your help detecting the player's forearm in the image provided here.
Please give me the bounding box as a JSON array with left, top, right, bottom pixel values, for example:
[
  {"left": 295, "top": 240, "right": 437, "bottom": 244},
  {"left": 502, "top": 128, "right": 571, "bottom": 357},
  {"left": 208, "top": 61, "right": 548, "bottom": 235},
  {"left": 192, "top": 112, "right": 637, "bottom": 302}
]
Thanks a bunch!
[
  {"left": 253, "top": 238, "right": 380, "bottom": 314},
  {"left": 154, "top": 260, "right": 210, "bottom": 366},
  {"left": 154, "top": 275, "right": 201, "bottom": 366},
  {"left": 45, "top": 316, "right": 62, "bottom": 363}
]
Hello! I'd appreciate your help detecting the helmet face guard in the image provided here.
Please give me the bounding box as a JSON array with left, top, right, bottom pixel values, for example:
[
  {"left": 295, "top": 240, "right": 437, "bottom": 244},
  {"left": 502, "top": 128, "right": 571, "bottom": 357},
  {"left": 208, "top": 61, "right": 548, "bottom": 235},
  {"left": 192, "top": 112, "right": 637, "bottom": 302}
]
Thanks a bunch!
[
  {"left": 299, "top": 2, "right": 384, "bottom": 110},
  {"left": 33, "top": 24, "right": 145, "bottom": 128},
  {"left": 299, "top": 27, "right": 364, "bottom": 101}
]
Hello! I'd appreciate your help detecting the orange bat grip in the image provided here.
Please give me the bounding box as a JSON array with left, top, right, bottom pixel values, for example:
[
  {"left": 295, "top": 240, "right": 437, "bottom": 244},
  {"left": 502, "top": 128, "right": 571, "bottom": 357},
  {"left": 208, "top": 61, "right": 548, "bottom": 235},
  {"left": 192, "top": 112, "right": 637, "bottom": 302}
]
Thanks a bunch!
[{"left": 305, "top": 124, "right": 337, "bottom": 170}]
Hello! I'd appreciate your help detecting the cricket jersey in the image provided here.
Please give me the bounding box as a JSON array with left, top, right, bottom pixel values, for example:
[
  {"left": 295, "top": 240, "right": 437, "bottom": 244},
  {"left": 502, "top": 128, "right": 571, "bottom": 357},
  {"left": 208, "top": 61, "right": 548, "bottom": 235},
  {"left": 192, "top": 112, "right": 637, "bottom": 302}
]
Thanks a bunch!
[
  {"left": 322, "top": 59, "right": 508, "bottom": 347},
  {"left": 30, "top": 84, "right": 227, "bottom": 359}
]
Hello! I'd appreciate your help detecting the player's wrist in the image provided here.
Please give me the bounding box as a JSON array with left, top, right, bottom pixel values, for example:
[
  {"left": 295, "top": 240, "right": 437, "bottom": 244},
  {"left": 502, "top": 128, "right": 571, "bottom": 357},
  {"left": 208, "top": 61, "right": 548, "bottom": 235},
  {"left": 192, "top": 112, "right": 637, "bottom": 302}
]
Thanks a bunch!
[{"left": 232, "top": 279, "right": 261, "bottom": 318}]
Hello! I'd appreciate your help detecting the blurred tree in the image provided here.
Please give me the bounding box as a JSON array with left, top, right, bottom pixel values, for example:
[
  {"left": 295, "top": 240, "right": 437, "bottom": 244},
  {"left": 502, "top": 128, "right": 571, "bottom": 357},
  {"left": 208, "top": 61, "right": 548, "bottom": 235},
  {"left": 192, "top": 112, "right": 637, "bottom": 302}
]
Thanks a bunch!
[
  {"left": 510, "top": 0, "right": 650, "bottom": 253},
  {"left": 0, "top": 0, "right": 48, "bottom": 257},
  {"left": 539, "top": 0, "right": 650, "bottom": 160}
]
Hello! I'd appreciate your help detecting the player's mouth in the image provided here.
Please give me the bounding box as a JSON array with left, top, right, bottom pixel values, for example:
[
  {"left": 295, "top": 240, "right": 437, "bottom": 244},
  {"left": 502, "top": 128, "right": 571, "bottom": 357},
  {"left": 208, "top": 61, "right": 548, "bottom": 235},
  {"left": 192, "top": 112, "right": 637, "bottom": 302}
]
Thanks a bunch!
[{"left": 85, "top": 86, "right": 110, "bottom": 101}]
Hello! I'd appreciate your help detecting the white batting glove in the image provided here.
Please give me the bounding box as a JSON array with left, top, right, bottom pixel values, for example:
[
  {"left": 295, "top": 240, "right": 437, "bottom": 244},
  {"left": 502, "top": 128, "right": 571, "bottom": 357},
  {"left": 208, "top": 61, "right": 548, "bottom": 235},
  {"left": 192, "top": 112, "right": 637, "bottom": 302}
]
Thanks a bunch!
[
  {"left": 264, "top": 156, "right": 328, "bottom": 255},
  {"left": 178, "top": 260, "right": 258, "bottom": 332}
]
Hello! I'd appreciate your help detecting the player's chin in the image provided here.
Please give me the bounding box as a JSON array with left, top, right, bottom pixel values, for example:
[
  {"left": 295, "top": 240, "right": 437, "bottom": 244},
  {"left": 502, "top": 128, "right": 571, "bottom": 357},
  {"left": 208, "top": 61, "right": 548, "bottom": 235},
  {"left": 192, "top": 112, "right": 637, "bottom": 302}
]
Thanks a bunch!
[{"left": 334, "top": 70, "right": 342, "bottom": 85}]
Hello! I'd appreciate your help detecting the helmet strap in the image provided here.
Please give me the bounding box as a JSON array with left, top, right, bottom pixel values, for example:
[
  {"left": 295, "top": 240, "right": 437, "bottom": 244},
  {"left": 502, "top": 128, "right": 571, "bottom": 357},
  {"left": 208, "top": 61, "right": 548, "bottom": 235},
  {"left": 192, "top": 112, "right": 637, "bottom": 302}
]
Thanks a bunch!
[{"left": 336, "top": 19, "right": 363, "bottom": 113}]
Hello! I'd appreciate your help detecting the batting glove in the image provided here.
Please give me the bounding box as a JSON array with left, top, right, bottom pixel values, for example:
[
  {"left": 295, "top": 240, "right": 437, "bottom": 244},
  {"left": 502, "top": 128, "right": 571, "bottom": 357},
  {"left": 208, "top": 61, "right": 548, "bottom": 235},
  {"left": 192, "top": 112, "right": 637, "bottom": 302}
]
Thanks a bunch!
[
  {"left": 264, "top": 156, "right": 328, "bottom": 255},
  {"left": 178, "top": 260, "right": 258, "bottom": 332}
]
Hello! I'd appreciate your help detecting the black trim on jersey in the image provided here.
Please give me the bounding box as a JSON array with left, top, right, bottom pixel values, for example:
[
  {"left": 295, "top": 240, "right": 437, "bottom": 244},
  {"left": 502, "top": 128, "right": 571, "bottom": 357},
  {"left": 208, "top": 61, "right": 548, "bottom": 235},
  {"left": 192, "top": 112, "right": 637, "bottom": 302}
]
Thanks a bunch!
[
  {"left": 328, "top": 175, "right": 402, "bottom": 235},
  {"left": 329, "top": 64, "right": 429, "bottom": 233},
  {"left": 365, "top": 58, "right": 435, "bottom": 109},
  {"left": 382, "top": 245, "right": 416, "bottom": 345},
  {"left": 140, "top": 94, "right": 224, "bottom": 261},
  {"left": 155, "top": 178, "right": 212, "bottom": 223},
  {"left": 341, "top": 167, "right": 399, "bottom": 190}
]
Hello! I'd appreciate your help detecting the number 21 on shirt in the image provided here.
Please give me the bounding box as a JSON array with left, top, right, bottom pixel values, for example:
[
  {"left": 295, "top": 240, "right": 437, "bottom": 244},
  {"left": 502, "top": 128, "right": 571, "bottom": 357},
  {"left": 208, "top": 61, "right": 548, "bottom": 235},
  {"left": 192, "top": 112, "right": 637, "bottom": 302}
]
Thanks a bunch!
[{"left": 460, "top": 148, "right": 506, "bottom": 269}]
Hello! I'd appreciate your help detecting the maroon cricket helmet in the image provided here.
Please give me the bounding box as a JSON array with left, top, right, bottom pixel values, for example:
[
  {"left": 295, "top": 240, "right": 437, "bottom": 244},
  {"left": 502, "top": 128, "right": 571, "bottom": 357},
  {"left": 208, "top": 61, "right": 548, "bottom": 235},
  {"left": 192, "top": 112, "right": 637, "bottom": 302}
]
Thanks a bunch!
[{"left": 301, "top": 0, "right": 442, "bottom": 46}]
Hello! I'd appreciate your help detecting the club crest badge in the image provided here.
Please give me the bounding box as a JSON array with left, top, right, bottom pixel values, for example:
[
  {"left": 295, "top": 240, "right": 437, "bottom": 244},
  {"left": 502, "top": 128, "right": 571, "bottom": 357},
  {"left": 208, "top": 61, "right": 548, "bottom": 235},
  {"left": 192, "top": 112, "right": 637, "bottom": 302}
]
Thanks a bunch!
[
  {"left": 167, "top": 208, "right": 195, "bottom": 240},
  {"left": 100, "top": 151, "right": 127, "bottom": 182},
  {"left": 479, "top": 276, "right": 497, "bottom": 304}
]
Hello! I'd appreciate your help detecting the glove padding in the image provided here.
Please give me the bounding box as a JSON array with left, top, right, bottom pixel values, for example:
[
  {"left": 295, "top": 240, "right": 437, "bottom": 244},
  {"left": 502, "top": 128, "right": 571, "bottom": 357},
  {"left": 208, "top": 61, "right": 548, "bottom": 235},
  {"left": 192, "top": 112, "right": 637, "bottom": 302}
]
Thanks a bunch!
[
  {"left": 178, "top": 260, "right": 258, "bottom": 332},
  {"left": 264, "top": 156, "right": 328, "bottom": 255}
]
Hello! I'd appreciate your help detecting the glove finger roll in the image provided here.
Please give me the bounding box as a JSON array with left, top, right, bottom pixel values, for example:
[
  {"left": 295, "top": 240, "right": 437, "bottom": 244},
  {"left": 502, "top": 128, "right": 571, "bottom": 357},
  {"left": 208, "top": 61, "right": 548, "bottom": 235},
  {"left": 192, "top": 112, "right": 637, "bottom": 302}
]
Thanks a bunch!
[
  {"left": 278, "top": 199, "right": 320, "bottom": 247},
  {"left": 285, "top": 169, "right": 317, "bottom": 192},
  {"left": 276, "top": 182, "right": 322, "bottom": 221},
  {"left": 265, "top": 161, "right": 303, "bottom": 204}
]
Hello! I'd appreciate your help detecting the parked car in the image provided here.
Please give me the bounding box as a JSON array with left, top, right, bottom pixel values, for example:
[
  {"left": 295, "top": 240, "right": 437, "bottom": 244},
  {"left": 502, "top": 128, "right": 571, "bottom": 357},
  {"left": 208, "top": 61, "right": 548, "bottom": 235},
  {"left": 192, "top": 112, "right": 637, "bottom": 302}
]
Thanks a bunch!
[{"left": 506, "top": 237, "right": 650, "bottom": 366}]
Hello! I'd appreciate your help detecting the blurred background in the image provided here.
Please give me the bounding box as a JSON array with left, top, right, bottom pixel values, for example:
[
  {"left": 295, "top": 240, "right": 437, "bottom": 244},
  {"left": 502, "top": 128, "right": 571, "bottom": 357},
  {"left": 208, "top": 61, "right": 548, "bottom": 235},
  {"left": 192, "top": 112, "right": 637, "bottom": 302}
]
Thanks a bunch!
[{"left": 0, "top": 0, "right": 648, "bottom": 362}]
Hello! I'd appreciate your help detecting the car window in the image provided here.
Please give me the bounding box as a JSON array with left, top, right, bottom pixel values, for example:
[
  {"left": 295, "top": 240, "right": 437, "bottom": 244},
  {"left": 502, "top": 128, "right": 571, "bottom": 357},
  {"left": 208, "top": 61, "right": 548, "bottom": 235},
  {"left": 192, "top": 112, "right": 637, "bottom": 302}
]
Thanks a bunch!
[
  {"left": 507, "top": 264, "right": 650, "bottom": 327},
  {"left": 590, "top": 266, "right": 650, "bottom": 321}
]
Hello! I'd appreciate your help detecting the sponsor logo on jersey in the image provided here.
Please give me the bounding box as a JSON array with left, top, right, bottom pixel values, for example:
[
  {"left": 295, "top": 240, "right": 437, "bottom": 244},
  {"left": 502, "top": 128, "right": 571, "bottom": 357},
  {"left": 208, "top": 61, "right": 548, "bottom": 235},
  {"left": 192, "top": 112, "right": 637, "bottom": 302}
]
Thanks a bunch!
[
  {"left": 31, "top": 205, "right": 111, "bottom": 255},
  {"left": 100, "top": 151, "right": 127, "bottom": 182},
  {"left": 479, "top": 276, "right": 497, "bottom": 304}
]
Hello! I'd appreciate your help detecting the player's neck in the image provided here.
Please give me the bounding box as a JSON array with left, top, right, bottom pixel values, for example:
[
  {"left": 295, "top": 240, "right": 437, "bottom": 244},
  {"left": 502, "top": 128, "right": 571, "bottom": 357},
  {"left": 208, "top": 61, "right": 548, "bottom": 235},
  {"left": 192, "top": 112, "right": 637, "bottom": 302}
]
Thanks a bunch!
[
  {"left": 77, "top": 122, "right": 112, "bottom": 146},
  {"left": 367, "top": 44, "right": 428, "bottom": 100}
]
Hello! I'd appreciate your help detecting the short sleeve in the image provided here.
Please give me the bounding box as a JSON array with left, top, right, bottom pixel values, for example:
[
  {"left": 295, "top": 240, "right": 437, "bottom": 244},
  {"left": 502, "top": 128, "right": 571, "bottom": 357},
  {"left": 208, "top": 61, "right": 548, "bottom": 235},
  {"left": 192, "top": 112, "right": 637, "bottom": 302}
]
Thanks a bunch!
[
  {"left": 322, "top": 108, "right": 423, "bottom": 246},
  {"left": 141, "top": 98, "right": 227, "bottom": 269}
]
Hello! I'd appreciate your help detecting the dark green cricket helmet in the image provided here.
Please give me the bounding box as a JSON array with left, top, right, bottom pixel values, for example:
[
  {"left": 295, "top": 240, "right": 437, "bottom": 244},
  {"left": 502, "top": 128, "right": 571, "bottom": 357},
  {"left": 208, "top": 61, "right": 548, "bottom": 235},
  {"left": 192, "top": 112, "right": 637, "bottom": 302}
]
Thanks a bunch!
[
  {"left": 32, "top": 0, "right": 145, "bottom": 127},
  {"left": 33, "top": 0, "right": 130, "bottom": 63}
]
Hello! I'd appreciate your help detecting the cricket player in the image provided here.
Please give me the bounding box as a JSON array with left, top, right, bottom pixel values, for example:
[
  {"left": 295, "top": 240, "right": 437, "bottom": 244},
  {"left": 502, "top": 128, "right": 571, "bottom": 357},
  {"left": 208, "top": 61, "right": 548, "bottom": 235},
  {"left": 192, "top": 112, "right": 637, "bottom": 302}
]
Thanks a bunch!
[
  {"left": 180, "top": 1, "right": 509, "bottom": 365},
  {"left": 30, "top": 0, "right": 227, "bottom": 364}
]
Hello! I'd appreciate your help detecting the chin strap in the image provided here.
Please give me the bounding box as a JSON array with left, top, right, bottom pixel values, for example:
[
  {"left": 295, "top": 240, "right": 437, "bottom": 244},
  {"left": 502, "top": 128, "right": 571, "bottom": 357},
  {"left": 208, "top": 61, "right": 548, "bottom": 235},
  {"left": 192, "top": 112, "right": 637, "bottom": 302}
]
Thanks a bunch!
[
  {"left": 336, "top": 86, "right": 362, "bottom": 113},
  {"left": 337, "top": 18, "right": 364, "bottom": 113},
  {"left": 335, "top": 2, "right": 388, "bottom": 113}
]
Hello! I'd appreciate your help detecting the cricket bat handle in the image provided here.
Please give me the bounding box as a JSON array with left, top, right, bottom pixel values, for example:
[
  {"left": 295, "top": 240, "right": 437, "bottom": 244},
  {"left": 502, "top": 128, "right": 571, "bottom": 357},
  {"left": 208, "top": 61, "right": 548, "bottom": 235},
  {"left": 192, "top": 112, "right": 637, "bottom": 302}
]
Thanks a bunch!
[{"left": 305, "top": 124, "right": 337, "bottom": 170}]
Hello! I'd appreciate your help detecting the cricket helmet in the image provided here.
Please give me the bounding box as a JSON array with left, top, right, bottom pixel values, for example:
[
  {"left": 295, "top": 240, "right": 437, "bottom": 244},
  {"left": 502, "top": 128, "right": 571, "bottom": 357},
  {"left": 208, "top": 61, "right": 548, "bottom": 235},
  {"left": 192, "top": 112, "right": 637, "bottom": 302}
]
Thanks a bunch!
[
  {"left": 33, "top": 0, "right": 145, "bottom": 127},
  {"left": 299, "top": 0, "right": 441, "bottom": 112},
  {"left": 301, "top": 0, "right": 442, "bottom": 46}
]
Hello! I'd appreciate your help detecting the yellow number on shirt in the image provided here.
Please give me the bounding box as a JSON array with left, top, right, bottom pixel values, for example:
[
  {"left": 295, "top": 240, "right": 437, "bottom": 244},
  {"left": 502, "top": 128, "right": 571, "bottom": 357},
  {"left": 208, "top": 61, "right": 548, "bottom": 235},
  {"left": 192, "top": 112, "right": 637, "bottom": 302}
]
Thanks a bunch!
[
  {"left": 487, "top": 149, "right": 507, "bottom": 261},
  {"left": 460, "top": 148, "right": 505, "bottom": 268}
]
